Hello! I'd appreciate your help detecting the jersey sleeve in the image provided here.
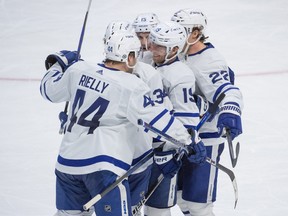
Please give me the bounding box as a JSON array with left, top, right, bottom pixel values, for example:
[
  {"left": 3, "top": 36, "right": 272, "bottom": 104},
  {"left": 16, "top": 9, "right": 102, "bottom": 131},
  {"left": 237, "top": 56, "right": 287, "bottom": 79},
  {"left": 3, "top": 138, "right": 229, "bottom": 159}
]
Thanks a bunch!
[
  {"left": 164, "top": 74, "right": 200, "bottom": 129},
  {"left": 126, "top": 82, "right": 192, "bottom": 147},
  {"left": 196, "top": 67, "right": 243, "bottom": 110},
  {"left": 188, "top": 49, "right": 244, "bottom": 110},
  {"left": 40, "top": 63, "right": 71, "bottom": 103}
]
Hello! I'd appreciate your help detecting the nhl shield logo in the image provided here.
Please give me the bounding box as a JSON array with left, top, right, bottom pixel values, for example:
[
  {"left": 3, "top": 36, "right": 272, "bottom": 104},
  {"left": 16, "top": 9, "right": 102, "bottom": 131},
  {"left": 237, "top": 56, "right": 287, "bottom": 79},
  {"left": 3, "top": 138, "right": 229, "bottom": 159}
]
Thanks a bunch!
[{"left": 104, "top": 205, "right": 112, "bottom": 212}]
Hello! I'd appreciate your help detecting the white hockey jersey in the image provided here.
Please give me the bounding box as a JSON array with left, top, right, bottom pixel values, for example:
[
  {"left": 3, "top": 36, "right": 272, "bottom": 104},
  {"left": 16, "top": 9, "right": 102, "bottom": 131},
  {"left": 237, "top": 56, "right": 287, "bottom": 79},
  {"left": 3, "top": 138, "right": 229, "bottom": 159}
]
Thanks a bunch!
[
  {"left": 133, "top": 62, "right": 173, "bottom": 110},
  {"left": 155, "top": 58, "right": 200, "bottom": 130},
  {"left": 40, "top": 61, "right": 191, "bottom": 176},
  {"left": 184, "top": 43, "right": 244, "bottom": 145},
  {"left": 138, "top": 50, "right": 153, "bottom": 65},
  {"left": 131, "top": 62, "right": 174, "bottom": 172}
]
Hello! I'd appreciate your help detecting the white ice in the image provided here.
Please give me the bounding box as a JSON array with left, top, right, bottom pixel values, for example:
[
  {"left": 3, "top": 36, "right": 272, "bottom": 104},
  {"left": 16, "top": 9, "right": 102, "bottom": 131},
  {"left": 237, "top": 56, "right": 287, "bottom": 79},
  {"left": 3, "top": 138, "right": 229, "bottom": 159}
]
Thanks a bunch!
[{"left": 1, "top": 0, "right": 288, "bottom": 215}]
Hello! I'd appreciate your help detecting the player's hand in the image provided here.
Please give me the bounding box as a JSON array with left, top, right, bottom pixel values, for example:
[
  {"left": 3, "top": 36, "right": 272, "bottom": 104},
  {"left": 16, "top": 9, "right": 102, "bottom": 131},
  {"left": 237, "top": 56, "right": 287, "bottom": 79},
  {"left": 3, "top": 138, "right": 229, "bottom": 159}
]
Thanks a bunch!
[
  {"left": 217, "top": 103, "right": 242, "bottom": 140},
  {"left": 187, "top": 140, "right": 206, "bottom": 165},
  {"left": 45, "top": 50, "right": 80, "bottom": 72},
  {"left": 154, "top": 149, "right": 182, "bottom": 178},
  {"left": 59, "top": 111, "right": 68, "bottom": 133},
  {"left": 186, "top": 128, "right": 206, "bottom": 165},
  {"left": 194, "top": 95, "right": 209, "bottom": 118}
]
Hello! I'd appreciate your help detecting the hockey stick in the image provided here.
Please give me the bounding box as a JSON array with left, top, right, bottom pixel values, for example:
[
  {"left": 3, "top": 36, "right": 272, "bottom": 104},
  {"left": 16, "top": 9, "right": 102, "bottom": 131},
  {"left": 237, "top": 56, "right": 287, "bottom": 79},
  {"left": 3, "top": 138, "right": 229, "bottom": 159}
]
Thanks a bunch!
[
  {"left": 132, "top": 93, "right": 230, "bottom": 214},
  {"left": 83, "top": 150, "right": 154, "bottom": 211},
  {"left": 132, "top": 150, "right": 186, "bottom": 215},
  {"left": 84, "top": 93, "right": 225, "bottom": 211},
  {"left": 132, "top": 172, "right": 164, "bottom": 215},
  {"left": 59, "top": 0, "right": 93, "bottom": 134},
  {"left": 137, "top": 120, "right": 238, "bottom": 209},
  {"left": 226, "top": 128, "right": 240, "bottom": 168},
  {"left": 196, "top": 92, "right": 225, "bottom": 131}
]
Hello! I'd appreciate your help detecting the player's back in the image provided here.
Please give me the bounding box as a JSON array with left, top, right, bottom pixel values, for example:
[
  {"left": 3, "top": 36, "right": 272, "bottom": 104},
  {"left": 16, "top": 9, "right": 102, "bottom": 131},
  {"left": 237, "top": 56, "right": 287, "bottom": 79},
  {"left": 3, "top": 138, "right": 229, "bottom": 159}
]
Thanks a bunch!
[{"left": 44, "top": 61, "right": 152, "bottom": 176}]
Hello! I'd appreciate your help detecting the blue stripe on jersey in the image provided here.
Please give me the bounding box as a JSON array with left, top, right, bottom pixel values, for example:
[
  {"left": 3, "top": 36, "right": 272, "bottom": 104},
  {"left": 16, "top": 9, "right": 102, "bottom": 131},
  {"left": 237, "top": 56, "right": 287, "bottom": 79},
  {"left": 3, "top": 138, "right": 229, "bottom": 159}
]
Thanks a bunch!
[
  {"left": 144, "top": 109, "right": 169, "bottom": 132},
  {"left": 131, "top": 149, "right": 153, "bottom": 166},
  {"left": 224, "top": 101, "right": 240, "bottom": 107},
  {"left": 183, "top": 125, "right": 196, "bottom": 129},
  {"left": 199, "top": 132, "right": 221, "bottom": 139},
  {"left": 173, "top": 112, "right": 199, "bottom": 118},
  {"left": 40, "top": 72, "right": 51, "bottom": 101},
  {"left": 221, "top": 87, "right": 240, "bottom": 97},
  {"left": 213, "top": 83, "right": 230, "bottom": 103},
  {"left": 52, "top": 71, "right": 61, "bottom": 77},
  {"left": 57, "top": 155, "right": 130, "bottom": 171},
  {"left": 156, "top": 116, "right": 174, "bottom": 140},
  {"left": 213, "top": 83, "right": 239, "bottom": 103},
  {"left": 41, "top": 70, "right": 62, "bottom": 102},
  {"left": 42, "top": 80, "right": 52, "bottom": 102},
  {"left": 98, "top": 63, "right": 120, "bottom": 71}
]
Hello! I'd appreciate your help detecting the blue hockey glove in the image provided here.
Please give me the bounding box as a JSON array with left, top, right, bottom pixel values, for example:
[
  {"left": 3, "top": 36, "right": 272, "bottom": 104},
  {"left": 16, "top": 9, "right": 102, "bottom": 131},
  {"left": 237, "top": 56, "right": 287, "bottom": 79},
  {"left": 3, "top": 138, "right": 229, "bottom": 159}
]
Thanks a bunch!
[
  {"left": 187, "top": 140, "right": 207, "bottom": 165},
  {"left": 154, "top": 149, "right": 182, "bottom": 178},
  {"left": 194, "top": 95, "right": 209, "bottom": 118},
  {"left": 45, "top": 50, "right": 80, "bottom": 71},
  {"left": 186, "top": 128, "right": 207, "bottom": 165},
  {"left": 59, "top": 111, "right": 68, "bottom": 132},
  {"left": 217, "top": 102, "right": 242, "bottom": 140}
]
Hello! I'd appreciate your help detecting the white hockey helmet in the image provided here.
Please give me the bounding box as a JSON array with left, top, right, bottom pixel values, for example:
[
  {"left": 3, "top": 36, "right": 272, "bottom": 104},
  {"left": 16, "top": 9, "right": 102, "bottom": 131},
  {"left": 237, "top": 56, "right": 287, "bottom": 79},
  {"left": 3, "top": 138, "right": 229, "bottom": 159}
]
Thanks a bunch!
[
  {"left": 103, "top": 20, "right": 134, "bottom": 44},
  {"left": 149, "top": 21, "right": 187, "bottom": 56},
  {"left": 104, "top": 32, "right": 140, "bottom": 63},
  {"left": 171, "top": 9, "right": 207, "bottom": 36},
  {"left": 132, "top": 13, "right": 160, "bottom": 33}
]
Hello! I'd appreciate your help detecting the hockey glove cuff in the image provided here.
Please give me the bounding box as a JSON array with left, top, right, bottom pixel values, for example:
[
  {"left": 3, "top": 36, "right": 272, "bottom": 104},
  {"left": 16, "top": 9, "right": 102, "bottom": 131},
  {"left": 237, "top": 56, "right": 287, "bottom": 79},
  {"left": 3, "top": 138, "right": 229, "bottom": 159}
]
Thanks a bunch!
[
  {"left": 217, "top": 102, "right": 242, "bottom": 140},
  {"left": 154, "top": 149, "right": 182, "bottom": 178},
  {"left": 45, "top": 50, "right": 80, "bottom": 72}
]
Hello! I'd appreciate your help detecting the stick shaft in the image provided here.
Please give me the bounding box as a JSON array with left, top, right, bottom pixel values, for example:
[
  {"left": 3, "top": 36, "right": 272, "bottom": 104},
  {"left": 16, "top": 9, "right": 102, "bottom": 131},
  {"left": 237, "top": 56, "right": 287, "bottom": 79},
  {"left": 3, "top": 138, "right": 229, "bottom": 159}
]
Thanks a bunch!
[
  {"left": 59, "top": 0, "right": 93, "bottom": 134},
  {"left": 83, "top": 150, "right": 154, "bottom": 210}
]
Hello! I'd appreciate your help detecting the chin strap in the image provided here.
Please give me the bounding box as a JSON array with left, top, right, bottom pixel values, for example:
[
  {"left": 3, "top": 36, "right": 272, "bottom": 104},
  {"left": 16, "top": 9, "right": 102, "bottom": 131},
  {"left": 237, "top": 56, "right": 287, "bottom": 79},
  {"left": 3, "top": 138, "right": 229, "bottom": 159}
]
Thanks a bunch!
[
  {"left": 126, "top": 59, "right": 137, "bottom": 69},
  {"left": 182, "top": 34, "right": 203, "bottom": 55}
]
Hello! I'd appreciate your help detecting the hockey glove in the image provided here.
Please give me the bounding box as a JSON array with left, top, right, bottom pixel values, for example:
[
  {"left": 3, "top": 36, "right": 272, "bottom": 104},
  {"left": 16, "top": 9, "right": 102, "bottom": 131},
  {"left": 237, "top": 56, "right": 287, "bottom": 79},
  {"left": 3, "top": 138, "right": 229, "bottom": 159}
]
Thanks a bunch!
[
  {"left": 154, "top": 149, "right": 182, "bottom": 178},
  {"left": 217, "top": 102, "right": 242, "bottom": 140},
  {"left": 194, "top": 95, "right": 209, "bottom": 118},
  {"left": 45, "top": 50, "right": 80, "bottom": 72},
  {"left": 186, "top": 128, "right": 207, "bottom": 165},
  {"left": 59, "top": 111, "right": 68, "bottom": 132}
]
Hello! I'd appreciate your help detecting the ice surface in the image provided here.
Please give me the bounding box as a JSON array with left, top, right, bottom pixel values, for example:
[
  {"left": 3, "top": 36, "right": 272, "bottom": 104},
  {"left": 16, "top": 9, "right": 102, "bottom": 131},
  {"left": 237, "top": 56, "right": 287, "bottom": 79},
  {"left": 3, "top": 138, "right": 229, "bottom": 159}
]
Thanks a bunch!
[{"left": 1, "top": 0, "right": 288, "bottom": 215}]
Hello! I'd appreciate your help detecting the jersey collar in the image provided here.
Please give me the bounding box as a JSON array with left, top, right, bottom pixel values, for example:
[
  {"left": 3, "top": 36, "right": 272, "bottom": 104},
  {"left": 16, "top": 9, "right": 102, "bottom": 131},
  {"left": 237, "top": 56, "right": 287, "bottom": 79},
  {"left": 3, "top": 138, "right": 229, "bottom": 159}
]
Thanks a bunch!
[{"left": 187, "top": 42, "right": 214, "bottom": 57}]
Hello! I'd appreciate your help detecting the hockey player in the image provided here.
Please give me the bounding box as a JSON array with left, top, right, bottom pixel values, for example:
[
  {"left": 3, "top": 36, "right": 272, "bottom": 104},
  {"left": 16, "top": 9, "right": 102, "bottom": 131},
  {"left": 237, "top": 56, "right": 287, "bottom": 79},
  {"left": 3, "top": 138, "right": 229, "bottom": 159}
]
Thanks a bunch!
[
  {"left": 103, "top": 20, "right": 134, "bottom": 44},
  {"left": 132, "top": 13, "right": 160, "bottom": 64},
  {"left": 103, "top": 21, "right": 172, "bottom": 214},
  {"left": 40, "top": 31, "right": 206, "bottom": 216},
  {"left": 171, "top": 9, "right": 244, "bottom": 216},
  {"left": 144, "top": 21, "right": 202, "bottom": 216}
]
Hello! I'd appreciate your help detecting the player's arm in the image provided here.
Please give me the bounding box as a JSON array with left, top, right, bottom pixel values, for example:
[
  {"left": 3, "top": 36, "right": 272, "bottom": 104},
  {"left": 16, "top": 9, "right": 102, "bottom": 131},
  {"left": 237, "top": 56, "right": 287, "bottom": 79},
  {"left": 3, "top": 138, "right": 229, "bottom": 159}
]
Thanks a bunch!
[
  {"left": 198, "top": 68, "right": 243, "bottom": 140},
  {"left": 166, "top": 76, "right": 200, "bottom": 129},
  {"left": 127, "top": 82, "right": 190, "bottom": 146},
  {"left": 40, "top": 50, "right": 79, "bottom": 103}
]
